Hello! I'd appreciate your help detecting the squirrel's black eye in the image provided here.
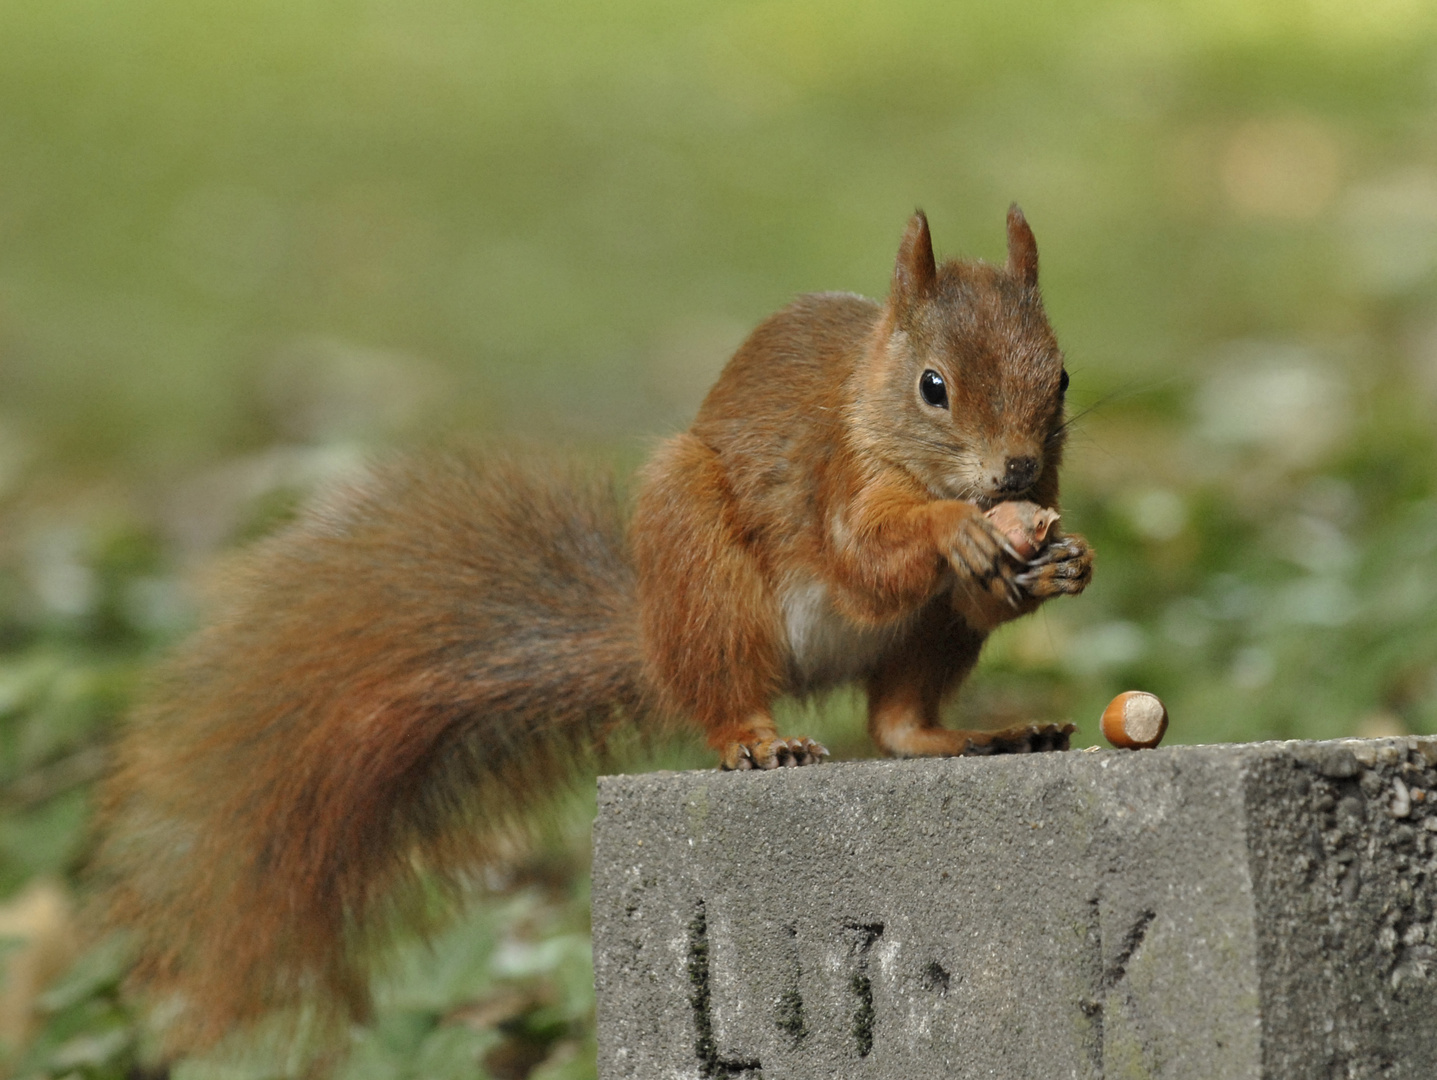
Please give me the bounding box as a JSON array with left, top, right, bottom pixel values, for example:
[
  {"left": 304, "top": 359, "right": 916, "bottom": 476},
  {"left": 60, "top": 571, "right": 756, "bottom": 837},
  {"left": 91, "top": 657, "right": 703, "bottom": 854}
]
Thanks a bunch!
[
  {"left": 919, "top": 369, "right": 949, "bottom": 409},
  {"left": 1059, "top": 368, "right": 1070, "bottom": 395}
]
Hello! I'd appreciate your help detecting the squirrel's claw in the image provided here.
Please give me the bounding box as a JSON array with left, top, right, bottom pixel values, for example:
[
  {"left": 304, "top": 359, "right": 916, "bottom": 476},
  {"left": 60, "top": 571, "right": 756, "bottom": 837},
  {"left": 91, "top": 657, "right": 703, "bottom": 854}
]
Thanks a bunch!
[
  {"left": 948, "top": 512, "right": 1028, "bottom": 610},
  {"left": 722, "top": 736, "right": 830, "bottom": 770},
  {"left": 1023, "top": 539, "right": 1067, "bottom": 567},
  {"left": 1015, "top": 534, "right": 1093, "bottom": 598}
]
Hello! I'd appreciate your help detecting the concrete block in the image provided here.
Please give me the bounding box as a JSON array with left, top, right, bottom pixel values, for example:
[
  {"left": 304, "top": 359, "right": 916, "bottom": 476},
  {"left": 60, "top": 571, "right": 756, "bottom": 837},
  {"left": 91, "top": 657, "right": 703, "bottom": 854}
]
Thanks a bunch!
[{"left": 591, "top": 737, "right": 1437, "bottom": 1079}]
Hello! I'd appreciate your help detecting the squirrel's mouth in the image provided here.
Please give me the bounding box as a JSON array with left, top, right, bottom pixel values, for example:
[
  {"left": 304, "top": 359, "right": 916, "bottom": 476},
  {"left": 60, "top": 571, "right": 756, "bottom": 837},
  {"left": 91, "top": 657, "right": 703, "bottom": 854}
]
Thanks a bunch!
[
  {"left": 930, "top": 464, "right": 1018, "bottom": 508},
  {"left": 976, "top": 492, "right": 1036, "bottom": 510},
  {"left": 938, "top": 485, "right": 1001, "bottom": 510}
]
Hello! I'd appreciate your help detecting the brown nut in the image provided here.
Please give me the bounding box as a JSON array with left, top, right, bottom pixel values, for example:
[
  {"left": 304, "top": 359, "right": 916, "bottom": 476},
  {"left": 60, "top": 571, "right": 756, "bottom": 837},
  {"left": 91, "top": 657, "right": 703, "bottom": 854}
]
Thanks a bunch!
[
  {"left": 1101, "top": 691, "right": 1169, "bottom": 750},
  {"left": 985, "top": 501, "right": 1060, "bottom": 559}
]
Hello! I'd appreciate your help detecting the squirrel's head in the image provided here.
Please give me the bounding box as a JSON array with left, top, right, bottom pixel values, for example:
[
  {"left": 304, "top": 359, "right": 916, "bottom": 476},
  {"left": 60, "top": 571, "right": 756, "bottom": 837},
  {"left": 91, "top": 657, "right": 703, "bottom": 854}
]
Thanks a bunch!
[{"left": 854, "top": 206, "right": 1069, "bottom": 507}]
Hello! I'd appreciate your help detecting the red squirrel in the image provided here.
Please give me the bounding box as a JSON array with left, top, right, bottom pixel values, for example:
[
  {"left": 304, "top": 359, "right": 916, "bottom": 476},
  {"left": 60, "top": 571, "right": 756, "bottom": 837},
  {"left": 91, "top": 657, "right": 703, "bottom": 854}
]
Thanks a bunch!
[{"left": 93, "top": 206, "right": 1093, "bottom": 1053}]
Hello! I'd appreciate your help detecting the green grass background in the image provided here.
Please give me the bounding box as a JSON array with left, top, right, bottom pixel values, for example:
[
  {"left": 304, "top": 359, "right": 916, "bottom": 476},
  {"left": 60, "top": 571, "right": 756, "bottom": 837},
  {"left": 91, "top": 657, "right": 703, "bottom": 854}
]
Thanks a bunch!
[{"left": 2, "top": 0, "right": 1437, "bottom": 1075}]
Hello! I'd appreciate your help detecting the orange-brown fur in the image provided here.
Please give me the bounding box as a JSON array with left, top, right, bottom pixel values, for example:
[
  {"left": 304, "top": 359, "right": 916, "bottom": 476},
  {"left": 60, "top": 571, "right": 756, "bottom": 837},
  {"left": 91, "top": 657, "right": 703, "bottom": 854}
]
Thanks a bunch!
[{"left": 94, "top": 207, "right": 1092, "bottom": 1055}]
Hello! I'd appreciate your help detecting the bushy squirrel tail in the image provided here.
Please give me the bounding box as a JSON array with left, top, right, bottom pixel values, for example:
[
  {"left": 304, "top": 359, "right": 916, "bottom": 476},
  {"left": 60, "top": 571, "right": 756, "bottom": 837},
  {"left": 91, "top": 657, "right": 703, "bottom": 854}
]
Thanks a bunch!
[{"left": 93, "top": 451, "right": 654, "bottom": 1053}]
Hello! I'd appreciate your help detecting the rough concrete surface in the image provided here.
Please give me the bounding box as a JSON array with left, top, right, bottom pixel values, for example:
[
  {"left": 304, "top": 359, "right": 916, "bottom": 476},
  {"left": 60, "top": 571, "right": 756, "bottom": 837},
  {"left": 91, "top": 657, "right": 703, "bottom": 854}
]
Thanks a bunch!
[{"left": 591, "top": 737, "right": 1437, "bottom": 1079}]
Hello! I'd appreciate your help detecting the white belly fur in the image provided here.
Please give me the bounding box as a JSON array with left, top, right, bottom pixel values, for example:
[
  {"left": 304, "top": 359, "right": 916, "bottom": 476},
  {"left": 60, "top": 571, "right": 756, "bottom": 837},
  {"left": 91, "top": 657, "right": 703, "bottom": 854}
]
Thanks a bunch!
[{"left": 780, "top": 577, "right": 916, "bottom": 692}]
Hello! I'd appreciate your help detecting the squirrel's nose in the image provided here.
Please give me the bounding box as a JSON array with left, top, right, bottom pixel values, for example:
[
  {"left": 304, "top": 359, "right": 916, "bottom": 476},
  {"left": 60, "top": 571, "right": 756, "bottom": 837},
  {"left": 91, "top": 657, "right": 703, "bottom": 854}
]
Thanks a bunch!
[{"left": 998, "top": 456, "right": 1039, "bottom": 494}]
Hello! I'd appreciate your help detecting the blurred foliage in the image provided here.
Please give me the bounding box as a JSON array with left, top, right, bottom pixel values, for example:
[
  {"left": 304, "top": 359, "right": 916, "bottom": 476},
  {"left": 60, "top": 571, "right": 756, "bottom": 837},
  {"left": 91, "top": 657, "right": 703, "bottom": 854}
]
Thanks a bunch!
[{"left": 3, "top": 0, "right": 1437, "bottom": 1076}]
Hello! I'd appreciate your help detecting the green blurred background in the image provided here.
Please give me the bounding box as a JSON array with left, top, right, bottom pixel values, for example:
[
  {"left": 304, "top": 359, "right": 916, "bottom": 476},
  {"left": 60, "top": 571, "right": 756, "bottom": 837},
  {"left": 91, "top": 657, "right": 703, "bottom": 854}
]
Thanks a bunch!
[{"left": 3, "top": 0, "right": 1437, "bottom": 1076}]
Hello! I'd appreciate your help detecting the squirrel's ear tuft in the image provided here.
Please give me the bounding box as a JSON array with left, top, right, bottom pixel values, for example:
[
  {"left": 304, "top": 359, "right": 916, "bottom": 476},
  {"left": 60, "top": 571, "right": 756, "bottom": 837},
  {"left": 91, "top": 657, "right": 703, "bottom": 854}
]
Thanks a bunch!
[
  {"left": 1006, "top": 203, "right": 1039, "bottom": 288},
  {"left": 891, "top": 210, "right": 936, "bottom": 311}
]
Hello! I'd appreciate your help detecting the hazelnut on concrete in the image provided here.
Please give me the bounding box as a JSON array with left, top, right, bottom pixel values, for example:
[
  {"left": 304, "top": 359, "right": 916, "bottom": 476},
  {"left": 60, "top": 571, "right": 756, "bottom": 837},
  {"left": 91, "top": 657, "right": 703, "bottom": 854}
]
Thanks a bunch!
[{"left": 1101, "top": 691, "right": 1169, "bottom": 750}]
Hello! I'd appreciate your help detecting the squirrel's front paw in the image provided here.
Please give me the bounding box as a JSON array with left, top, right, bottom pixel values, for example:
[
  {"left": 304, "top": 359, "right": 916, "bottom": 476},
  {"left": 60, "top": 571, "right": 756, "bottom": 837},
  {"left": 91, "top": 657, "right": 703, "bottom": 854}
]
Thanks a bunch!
[
  {"left": 722, "top": 737, "right": 830, "bottom": 770},
  {"left": 948, "top": 513, "right": 1025, "bottom": 608},
  {"left": 1016, "top": 533, "right": 1093, "bottom": 598}
]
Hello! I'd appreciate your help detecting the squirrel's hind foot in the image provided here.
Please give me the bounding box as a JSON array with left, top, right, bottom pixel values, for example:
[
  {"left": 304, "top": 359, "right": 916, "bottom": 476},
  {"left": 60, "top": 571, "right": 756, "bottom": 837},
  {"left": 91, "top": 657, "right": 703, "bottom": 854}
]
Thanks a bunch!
[
  {"left": 722, "top": 737, "right": 830, "bottom": 770},
  {"left": 961, "top": 722, "right": 1076, "bottom": 755},
  {"left": 872, "top": 721, "right": 1075, "bottom": 758}
]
